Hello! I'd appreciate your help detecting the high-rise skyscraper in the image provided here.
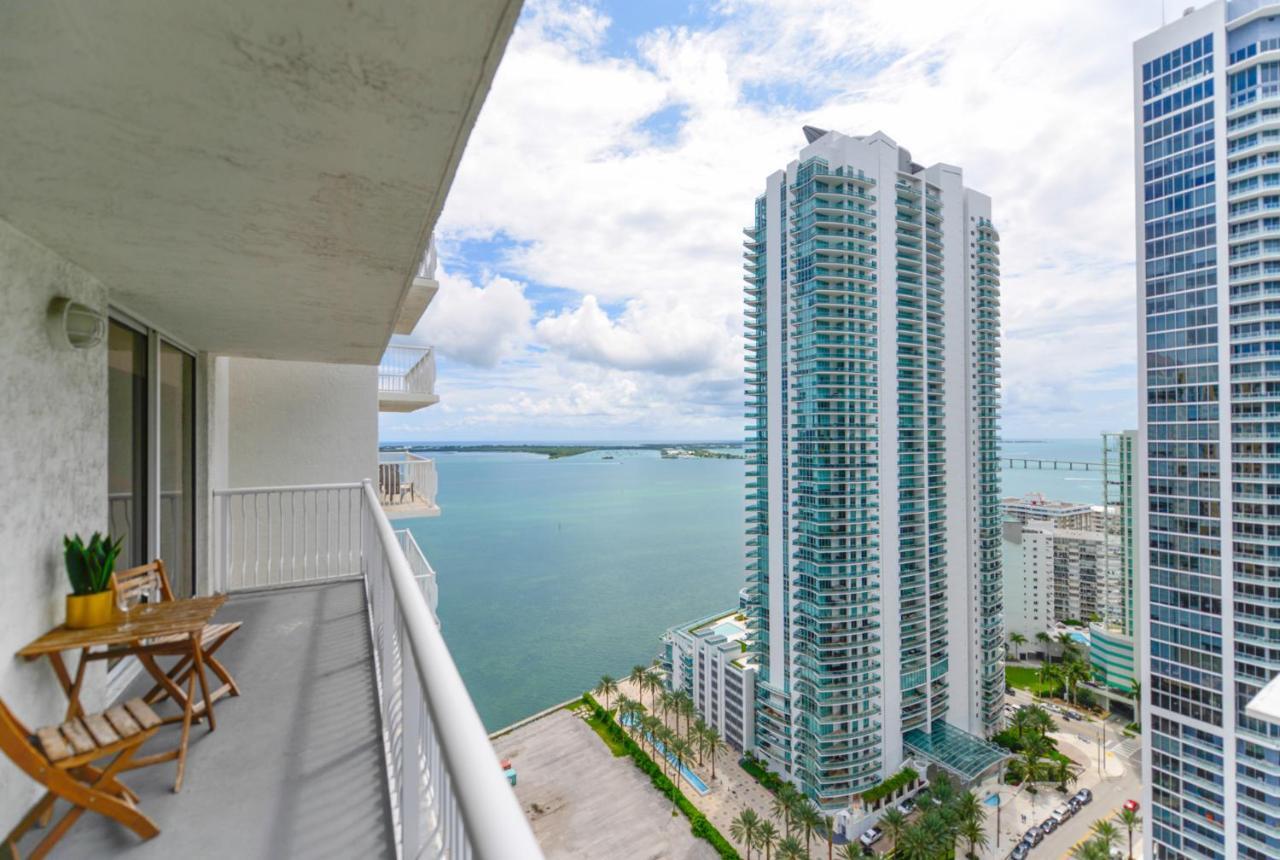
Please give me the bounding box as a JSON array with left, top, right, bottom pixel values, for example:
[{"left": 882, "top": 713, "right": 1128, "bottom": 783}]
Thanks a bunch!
[
  {"left": 1091, "top": 431, "right": 1138, "bottom": 697},
  {"left": 742, "top": 128, "right": 1005, "bottom": 813},
  {"left": 1135, "top": 5, "right": 1280, "bottom": 858}
]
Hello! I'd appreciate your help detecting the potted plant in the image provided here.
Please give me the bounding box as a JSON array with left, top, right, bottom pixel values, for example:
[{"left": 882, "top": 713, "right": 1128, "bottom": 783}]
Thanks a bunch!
[{"left": 63, "top": 532, "right": 123, "bottom": 628}]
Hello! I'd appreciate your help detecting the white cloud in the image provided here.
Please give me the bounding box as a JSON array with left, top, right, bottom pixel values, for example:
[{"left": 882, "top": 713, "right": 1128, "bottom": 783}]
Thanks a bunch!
[
  {"left": 412, "top": 0, "right": 1170, "bottom": 438},
  {"left": 535, "top": 294, "right": 740, "bottom": 376},
  {"left": 408, "top": 269, "right": 533, "bottom": 368}
]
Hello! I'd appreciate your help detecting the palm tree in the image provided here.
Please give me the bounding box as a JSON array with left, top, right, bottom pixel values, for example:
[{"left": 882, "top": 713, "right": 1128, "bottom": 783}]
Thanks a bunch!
[
  {"left": 1011, "top": 705, "right": 1034, "bottom": 741},
  {"left": 772, "top": 782, "right": 799, "bottom": 832},
  {"left": 1009, "top": 631, "right": 1027, "bottom": 660},
  {"left": 1020, "top": 745, "right": 1044, "bottom": 792},
  {"left": 679, "top": 695, "right": 696, "bottom": 739},
  {"left": 1035, "top": 630, "right": 1052, "bottom": 660},
  {"left": 775, "top": 835, "right": 805, "bottom": 860},
  {"left": 1054, "top": 757, "right": 1078, "bottom": 793},
  {"left": 795, "top": 798, "right": 821, "bottom": 854},
  {"left": 1064, "top": 658, "right": 1090, "bottom": 707},
  {"left": 646, "top": 666, "right": 663, "bottom": 709},
  {"left": 960, "top": 816, "right": 988, "bottom": 860},
  {"left": 756, "top": 819, "right": 779, "bottom": 860},
  {"left": 823, "top": 813, "right": 835, "bottom": 860},
  {"left": 1040, "top": 662, "right": 1065, "bottom": 699},
  {"left": 730, "top": 808, "right": 761, "bottom": 860},
  {"left": 880, "top": 807, "right": 908, "bottom": 846},
  {"left": 1118, "top": 808, "right": 1142, "bottom": 860},
  {"left": 1025, "top": 704, "right": 1054, "bottom": 737},
  {"left": 953, "top": 790, "right": 984, "bottom": 831},
  {"left": 671, "top": 736, "right": 694, "bottom": 800},
  {"left": 628, "top": 664, "right": 648, "bottom": 701},
  {"left": 837, "top": 845, "right": 861, "bottom": 860},
  {"left": 595, "top": 675, "right": 617, "bottom": 712},
  {"left": 1056, "top": 631, "right": 1077, "bottom": 663},
  {"left": 894, "top": 825, "right": 935, "bottom": 860},
  {"left": 705, "top": 726, "right": 727, "bottom": 780},
  {"left": 1129, "top": 678, "right": 1142, "bottom": 722},
  {"left": 658, "top": 689, "right": 675, "bottom": 725},
  {"left": 1091, "top": 819, "right": 1120, "bottom": 850},
  {"left": 1072, "top": 837, "right": 1112, "bottom": 860},
  {"left": 641, "top": 714, "right": 663, "bottom": 757}
]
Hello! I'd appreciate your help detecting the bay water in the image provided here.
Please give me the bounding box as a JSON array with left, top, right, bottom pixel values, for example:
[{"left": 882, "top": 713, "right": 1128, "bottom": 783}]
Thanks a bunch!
[{"left": 398, "top": 439, "right": 1108, "bottom": 730}]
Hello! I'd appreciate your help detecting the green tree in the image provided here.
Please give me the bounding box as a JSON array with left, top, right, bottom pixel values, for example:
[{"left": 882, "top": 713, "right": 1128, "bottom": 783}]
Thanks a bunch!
[
  {"left": 880, "top": 807, "right": 908, "bottom": 846},
  {"left": 1118, "top": 807, "right": 1142, "bottom": 860},
  {"left": 1035, "top": 630, "right": 1052, "bottom": 656},
  {"left": 1009, "top": 631, "right": 1027, "bottom": 659},
  {"left": 823, "top": 813, "right": 835, "bottom": 860},
  {"left": 1040, "top": 662, "right": 1065, "bottom": 699},
  {"left": 894, "top": 825, "right": 935, "bottom": 860},
  {"left": 1056, "top": 631, "right": 1078, "bottom": 663},
  {"left": 1072, "top": 837, "right": 1112, "bottom": 860},
  {"left": 756, "top": 819, "right": 779, "bottom": 860},
  {"left": 730, "top": 808, "right": 761, "bottom": 860},
  {"left": 705, "top": 726, "right": 727, "bottom": 780},
  {"left": 960, "top": 816, "right": 988, "bottom": 860},
  {"left": 640, "top": 714, "right": 663, "bottom": 758},
  {"left": 628, "top": 664, "right": 648, "bottom": 702},
  {"left": 775, "top": 835, "right": 805, "bottom": 860},
  {"left": 594, "top": 675, "right": 617, "bottom": 712},
  {"left": 1025, "top": 704, "right": 1054, "bottom": 737},
  {"left": 837, "top": 845, "right": 861, "bottom": 860},
  {"left": 1054, "top": 757, "right": 1078, "bottom": 793},
  {"left": 1129, "top": 678, "right": 1142, "bottom": 722},
  {"left": 1064, "top": 658, "right": 1090, "bottom": 707},
  {"left": 795, "top": 798, "right": 821, "bottom": 854},
  {"left": 1091, "top": 819, "right": 1120, "bottom": 850},
  {"left": 772, "top": 782, "right": 799, "bottom": 833}
]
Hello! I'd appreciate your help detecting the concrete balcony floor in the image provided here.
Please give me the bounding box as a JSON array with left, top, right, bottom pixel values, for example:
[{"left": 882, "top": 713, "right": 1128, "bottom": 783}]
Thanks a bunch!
[{"left": 23, "top": 581, "right": 394, "bottom": 859}]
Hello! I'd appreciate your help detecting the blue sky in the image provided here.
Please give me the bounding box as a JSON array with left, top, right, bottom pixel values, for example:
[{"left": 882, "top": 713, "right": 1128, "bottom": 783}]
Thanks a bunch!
[{"left": 381, "top": 0, "right": 1170, "bottom": 443}]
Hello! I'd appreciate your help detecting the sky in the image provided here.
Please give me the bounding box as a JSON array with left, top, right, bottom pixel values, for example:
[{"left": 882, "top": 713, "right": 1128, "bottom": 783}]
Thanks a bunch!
[{"left": 380, "top": 0, "right": 1175, "bottom": 443}]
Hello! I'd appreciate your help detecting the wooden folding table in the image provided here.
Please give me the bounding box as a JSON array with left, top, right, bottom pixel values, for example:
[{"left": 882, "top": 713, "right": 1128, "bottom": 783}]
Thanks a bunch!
[{"left": 17, "top": 594, "right": 228, "bottom": 792}]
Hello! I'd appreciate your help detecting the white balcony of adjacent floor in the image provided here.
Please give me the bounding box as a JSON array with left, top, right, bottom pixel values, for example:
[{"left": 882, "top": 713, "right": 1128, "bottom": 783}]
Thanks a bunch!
[
  {"left": 378, "top": 451, "right": 443, "bottom": 519},
  {"left": 379, "top": 346, "right": 440, "bottom": 413}
]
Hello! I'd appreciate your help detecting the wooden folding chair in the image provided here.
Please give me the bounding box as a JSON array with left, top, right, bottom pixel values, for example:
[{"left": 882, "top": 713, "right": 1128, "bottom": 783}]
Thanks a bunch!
[
  {"left": 110, "top": 560, "right": 243, "bottom": 709},
  {"left": 379, "top": 462, "right": 400, "bottom": 503},
  {"left": 1, "top": 696, "right": 161, "bottom": 859}
]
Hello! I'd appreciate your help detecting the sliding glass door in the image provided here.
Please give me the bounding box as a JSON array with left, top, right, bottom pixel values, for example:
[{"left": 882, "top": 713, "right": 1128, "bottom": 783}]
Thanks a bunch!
[
  {"left": 107, "top": 313, "right": 198, "bottom": 597},
  {"left": 108, "top": 320, "right": 149, "bottom": 569}
]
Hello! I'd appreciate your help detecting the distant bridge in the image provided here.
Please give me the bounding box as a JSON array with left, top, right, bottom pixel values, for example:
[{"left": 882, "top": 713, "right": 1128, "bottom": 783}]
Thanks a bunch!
[{"left": 1002, "top": 458, "right": 1102, "bottom": 471}]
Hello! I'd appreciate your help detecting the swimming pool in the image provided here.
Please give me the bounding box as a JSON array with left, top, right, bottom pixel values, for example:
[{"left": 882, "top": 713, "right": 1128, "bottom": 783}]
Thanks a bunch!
[
  {"left": 1069, "top": 632, "right": 1089, "bottom": 646},
  {"left": 709, "top": 620, "right": 743, "bottom": 639},
  {"left": 983, "top": 793, "right": 1000, "bottom": 807},
  {"left": 620, "top": 715, "right": 710, "bottom": 794}
]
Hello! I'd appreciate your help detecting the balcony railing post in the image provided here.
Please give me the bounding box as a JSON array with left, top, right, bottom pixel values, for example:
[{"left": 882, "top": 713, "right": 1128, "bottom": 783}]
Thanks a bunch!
[{"left": 401, "top": 614, "right": 423, "bottom": 856}]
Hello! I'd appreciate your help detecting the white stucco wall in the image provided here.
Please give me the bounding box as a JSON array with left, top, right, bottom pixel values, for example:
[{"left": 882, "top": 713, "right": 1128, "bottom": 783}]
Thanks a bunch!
[
  {"left": 221, "top": 357, "right": 378, "bottom": 488},
  {"left": 0, "top": 218, "right": 110, "bottom": 820}
]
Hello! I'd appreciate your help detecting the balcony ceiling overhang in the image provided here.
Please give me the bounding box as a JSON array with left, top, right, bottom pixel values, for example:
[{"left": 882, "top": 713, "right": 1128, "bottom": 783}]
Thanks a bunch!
[{"left": 0, "top": 0, "right": 520, "bottom": 363}]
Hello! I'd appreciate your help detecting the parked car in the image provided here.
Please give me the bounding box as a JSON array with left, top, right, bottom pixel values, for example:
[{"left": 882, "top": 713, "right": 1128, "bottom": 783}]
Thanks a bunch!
[
  {"left": 1067, "top": 797, "right": 1083, "bottom": 813},
  {"left": 859, "top": 826, "right": 883, "bottom": 848},
  {"left": 1123, "top": 798, "right": 1140, "bottom": 812},
  {"left": 1052, "top": 804, "right": 1073, "bottom": 823},
  {"left": 896, "top": 797, "right": 916, "bottom": 815},
  {"left": 1040, "top": 817, "right": 1058, "bottom": 833},
  {"left": 1023, "top": 826, "right": 1044, "bottom": 846},
  {"left": 1074, "top": 788, "right": 1093, "bottom": 805},
  {"left": 1011, "top": 842, "right": 1031, "bottom": 860}
]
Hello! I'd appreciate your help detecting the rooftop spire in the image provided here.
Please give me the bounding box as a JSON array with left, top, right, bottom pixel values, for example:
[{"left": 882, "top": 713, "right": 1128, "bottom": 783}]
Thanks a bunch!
[{"left": 802, "top": 125, "right": 828, "bottom": 144}]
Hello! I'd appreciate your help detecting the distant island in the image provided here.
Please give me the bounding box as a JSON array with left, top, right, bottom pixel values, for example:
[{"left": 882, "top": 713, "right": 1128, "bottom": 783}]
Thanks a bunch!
[{"left": 380, "top": 442, "right": 744, "bottom": 461}]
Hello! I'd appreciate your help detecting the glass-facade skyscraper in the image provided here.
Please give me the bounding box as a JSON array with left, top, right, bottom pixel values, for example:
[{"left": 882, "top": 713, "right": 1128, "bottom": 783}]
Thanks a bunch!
[
  {"left": 1135, "top": 4, "right": 1280, "bottom": 857},
  {"left": 742, "top": 128, "right": 1004, "bottom": 814}
]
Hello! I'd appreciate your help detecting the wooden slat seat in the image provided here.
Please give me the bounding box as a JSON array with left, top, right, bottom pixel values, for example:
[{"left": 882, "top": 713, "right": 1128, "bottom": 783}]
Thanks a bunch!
[
  {"left": 3, "top": 697, "right": 159, "bottom": 858},
  {"left": 33, "top": 700, "right": 160, "bottom": 764}
]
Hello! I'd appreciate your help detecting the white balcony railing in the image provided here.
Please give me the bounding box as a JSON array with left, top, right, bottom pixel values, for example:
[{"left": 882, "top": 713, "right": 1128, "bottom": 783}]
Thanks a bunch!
[
  {"left": 379, "top": 452, "right": 441, "bottom": 516},
  {"left": 380, "top": 346, "right": 437, "bottom": 396},
  {"left": 211, "top": 480, "right": 540, "bottom": 859}
]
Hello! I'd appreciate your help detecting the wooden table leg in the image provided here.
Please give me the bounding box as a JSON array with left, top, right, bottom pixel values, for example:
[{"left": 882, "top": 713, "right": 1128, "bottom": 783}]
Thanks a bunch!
[
  {"left": 191, "top": 632, "right": 216, "bottom": 733},
  {"left": 46, "top": 651, "right": 86, "bottom": 721},
  {"left": 173, "top": 664, "right": 197, "bottom": 793}
]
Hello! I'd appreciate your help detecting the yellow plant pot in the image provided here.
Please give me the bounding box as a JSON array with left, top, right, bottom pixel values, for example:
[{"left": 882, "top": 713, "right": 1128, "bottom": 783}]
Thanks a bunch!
[{"left": 66, "top": 591, "right": 115, "bottom": 629}]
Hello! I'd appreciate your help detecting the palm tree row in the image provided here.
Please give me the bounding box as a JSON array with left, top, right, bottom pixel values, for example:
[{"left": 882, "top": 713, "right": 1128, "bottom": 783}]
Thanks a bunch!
[
  {"left": 1073, "top": 809, "right": 1142, "bottom": 860},
  {"left": 596, "top": 670, "right": 729, "bottom": 784},
  {"left": 1003, "top": 704, "right": 1082, "bottom": 794},
  {"left": 731, "top": 785, "right": 826, "bottom": 860}
]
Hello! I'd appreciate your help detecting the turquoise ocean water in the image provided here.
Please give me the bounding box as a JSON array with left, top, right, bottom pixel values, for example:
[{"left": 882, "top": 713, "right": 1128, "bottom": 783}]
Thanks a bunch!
[{"left": 398, "top": 439, "right": 1107, "bottom": 730}]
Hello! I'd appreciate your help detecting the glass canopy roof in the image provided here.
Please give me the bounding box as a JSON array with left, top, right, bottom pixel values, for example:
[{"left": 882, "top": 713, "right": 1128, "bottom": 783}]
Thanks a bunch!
[{"left": 903, "top": 720, "right": 1010, "bottom": 782}]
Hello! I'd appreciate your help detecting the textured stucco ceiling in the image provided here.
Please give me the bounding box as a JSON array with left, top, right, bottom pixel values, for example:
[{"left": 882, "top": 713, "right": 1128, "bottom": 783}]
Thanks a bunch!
[{"left": 0, "top": 0, "right": 520, "bottom": 363}]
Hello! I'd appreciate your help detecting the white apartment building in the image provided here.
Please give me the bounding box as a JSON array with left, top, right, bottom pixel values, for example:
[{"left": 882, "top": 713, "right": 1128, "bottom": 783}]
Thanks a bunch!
[
  {"left": 742, "top": 128, "right": 1006, "bottom": 815},
  {"left": 1136, "top": 5, "right": 1280, "bottom": 858},
  {"left": 0, "top": 3, "right": 541, "bottom": 858},
  {"left": 1001, "top": 494, "right": 1097, "bottom": 529},
  {"left": 661, "top": 611, "right": 757, "bottom": 754}
]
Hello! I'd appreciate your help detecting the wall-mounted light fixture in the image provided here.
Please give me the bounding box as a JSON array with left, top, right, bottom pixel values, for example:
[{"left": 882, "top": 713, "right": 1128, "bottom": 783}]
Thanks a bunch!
[{"left": 46, "top": 297, "right": 106, "bottom": 351}]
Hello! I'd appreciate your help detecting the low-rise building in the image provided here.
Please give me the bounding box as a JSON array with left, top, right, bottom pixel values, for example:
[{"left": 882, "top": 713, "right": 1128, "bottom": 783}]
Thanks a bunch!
[
  {"left": 661, "top": 610, "right": 756, "bottom": 754},
  {"left": 1002, "top": 494, "right": 1095, "bottom": 529}
]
